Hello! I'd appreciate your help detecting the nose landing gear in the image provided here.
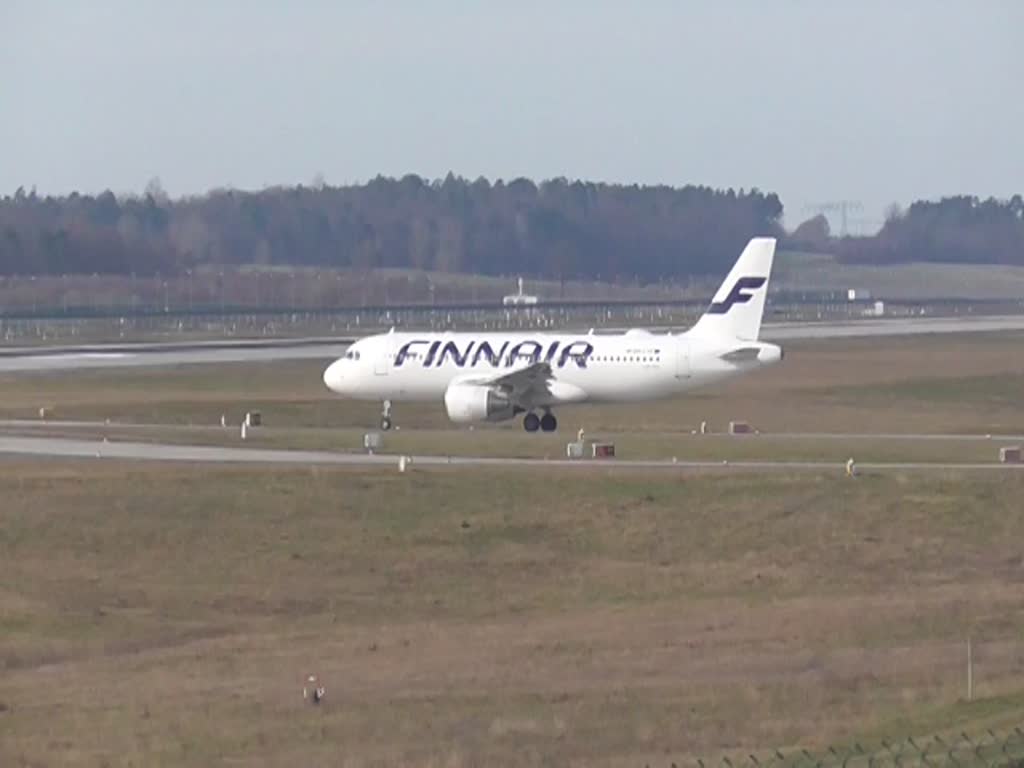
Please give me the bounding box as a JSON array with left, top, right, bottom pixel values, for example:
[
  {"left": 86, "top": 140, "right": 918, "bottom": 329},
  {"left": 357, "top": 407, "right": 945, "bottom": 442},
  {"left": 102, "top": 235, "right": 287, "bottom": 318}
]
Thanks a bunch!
[{"left": 380, "top": 399, "right": 393, "bottom": 431}]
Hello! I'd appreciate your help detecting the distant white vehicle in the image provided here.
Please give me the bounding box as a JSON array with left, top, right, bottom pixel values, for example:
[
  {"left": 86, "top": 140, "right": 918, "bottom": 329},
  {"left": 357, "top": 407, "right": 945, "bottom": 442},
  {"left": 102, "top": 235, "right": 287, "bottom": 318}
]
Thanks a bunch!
[{"left": 324, "top": 238, "right": 783, "bottom": 432}]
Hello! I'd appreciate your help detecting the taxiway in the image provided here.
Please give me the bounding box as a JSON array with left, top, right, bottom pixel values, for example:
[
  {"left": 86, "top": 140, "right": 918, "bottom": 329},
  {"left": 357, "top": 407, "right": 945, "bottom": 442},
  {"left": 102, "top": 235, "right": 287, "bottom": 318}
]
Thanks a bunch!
[{"left": 1, "top": 434, "right": 1021, "bottom": 473}]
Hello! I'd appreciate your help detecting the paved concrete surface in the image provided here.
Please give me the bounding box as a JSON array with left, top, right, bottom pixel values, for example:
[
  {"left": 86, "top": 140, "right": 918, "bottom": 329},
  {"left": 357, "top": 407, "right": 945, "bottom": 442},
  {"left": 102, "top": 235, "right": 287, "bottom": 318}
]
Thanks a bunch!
[
  {"left": 1, "top": 419, "right": 1021, "bottom": 444},
  {"left": 1, "top": 434, "right": 1021, "bottom": 472},
  {"left": 0, "top": 342, "right": 349, "bottom": 372},
  {"left": 761, "top": 315, "right": 1024, "bottom": 340}
]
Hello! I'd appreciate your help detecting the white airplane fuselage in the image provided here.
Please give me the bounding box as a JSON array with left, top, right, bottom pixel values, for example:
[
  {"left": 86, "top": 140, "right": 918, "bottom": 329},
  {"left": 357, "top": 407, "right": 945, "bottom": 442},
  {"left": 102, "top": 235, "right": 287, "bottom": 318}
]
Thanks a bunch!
[{"left": 324, "top": 330, "right": 781, "bottom": 405}]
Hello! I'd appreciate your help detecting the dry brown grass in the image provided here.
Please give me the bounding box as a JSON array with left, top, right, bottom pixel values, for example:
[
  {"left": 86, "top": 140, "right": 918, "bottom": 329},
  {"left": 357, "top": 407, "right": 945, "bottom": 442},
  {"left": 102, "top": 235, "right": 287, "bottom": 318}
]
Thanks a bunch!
[
  {"left": 775, "top": 251, "right": 1024, "bottom": 300},
  {"left": 2, "top": 462, "right": 1024, "bottom": 766},
  {"left": 2, "top": 421, "right": 1021, "bottom": 466}
]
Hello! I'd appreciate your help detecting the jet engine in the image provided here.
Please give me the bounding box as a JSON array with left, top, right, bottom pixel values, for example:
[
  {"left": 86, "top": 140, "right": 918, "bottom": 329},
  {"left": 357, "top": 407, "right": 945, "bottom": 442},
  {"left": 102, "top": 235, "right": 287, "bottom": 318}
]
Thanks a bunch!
[{"left": 444, "top": 383, "right": 517, "bottom": 424}]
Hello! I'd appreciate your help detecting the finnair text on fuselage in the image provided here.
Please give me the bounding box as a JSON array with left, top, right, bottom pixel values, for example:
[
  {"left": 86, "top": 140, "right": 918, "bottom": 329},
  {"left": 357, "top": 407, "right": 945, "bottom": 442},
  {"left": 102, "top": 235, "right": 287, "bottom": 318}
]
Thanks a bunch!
[{"left": 394, "top": 338, "right": 594, "bottom": 369}]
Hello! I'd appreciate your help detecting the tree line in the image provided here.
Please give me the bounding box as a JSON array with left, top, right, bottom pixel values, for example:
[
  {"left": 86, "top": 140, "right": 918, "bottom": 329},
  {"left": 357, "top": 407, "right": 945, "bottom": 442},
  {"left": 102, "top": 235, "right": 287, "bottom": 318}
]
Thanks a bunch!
[
  {"left": 790, "top": 195, "right": 1024, "bottom": 266},
  {"left": 1, "top": 179, "right": 1020, "bottom": 280},
  {"left": 0, "top": 175, "right": 783, "bottom": 280}
]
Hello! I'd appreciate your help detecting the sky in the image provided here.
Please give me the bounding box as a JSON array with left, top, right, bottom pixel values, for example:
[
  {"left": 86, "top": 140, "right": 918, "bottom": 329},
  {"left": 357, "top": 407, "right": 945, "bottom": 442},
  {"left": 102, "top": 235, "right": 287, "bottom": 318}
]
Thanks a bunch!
[{"left": 2, "top": 0, "right": 1021, "bottom": 232}]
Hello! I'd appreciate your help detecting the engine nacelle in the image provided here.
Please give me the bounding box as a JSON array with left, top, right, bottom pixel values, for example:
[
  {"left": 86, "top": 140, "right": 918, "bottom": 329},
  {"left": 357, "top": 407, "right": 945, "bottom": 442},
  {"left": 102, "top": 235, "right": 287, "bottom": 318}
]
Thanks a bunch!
[{"left": 444, "top": 382, "right": 517, "bottom": 424}]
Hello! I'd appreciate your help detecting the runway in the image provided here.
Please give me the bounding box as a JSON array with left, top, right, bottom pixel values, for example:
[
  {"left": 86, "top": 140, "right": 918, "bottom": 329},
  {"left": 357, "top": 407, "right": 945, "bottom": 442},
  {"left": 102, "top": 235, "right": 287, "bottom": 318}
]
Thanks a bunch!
[
  {"left": 1, "top": 434, "right": 1021, "bottom": 472},
  {"left": 0, "top": 337, "right": 351, "bottom": 372},
  {"left": 761, "top": 314, "right": 1024, "bottom": 340},
  {"left": 1, "top": 315, "right": 1022, "bottom": 373}
]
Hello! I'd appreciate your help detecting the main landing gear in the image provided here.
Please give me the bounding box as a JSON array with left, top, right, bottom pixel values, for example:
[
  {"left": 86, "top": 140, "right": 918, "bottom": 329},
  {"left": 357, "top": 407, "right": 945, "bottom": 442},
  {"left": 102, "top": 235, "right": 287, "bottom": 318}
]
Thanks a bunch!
[
  {"left": 523, "top": 409, "right": 557, "bottom": 433},
  {"left": 380, "top": 399, "right": 393, "bottom": 431}
]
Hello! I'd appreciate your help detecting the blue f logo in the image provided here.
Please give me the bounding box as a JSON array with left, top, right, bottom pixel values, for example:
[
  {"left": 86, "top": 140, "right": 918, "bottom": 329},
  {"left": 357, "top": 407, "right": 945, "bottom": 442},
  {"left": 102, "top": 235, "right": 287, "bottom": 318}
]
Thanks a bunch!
[{"left": 707, "top": 276, "right": 767, "bottom": 315}]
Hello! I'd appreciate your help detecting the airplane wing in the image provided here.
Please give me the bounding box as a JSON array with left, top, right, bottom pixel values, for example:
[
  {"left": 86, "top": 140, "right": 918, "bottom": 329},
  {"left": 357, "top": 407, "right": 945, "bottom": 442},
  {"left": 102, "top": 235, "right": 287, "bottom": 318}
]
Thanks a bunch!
[{"left": 461, "top": 361, "right": 555, "bottom": 407}]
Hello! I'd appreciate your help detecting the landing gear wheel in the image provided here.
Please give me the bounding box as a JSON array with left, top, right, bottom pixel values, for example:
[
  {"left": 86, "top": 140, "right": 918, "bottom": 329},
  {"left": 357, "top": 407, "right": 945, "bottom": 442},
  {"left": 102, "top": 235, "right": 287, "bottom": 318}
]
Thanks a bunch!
[
  {"left": 540, "top": 412, "right": 557, "bottom": 432},
  {"left": 523, "top": 412, "right": 541, "bottom": 433},
  {"left": 380, "top": 416, "right": 392, "bottom": 431}
]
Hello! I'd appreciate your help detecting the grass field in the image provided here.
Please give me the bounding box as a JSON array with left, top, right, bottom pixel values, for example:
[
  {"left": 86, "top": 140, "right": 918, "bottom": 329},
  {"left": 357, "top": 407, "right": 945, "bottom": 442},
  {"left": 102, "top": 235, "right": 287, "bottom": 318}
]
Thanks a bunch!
[
  {"left": 0, "top": 264, "right": 693, "bottom": 329},
  {"left": 2, "top": 463, "right": 1024, "bottom": 767},
  {"left": 774, "top": 251, "right": 1024, "bottom": 300},
  {"left": 1, "top": 332, "right": 1022, "bottom": 439},
  {"left": 1, "top": 422, "right": 1021, "bottom": 466},
  {"left": 4, "top": 253, "right": 1024, "bottom": 319},
  {"left": 2, "top": 332, "right": 1024, "bottom": 766}
]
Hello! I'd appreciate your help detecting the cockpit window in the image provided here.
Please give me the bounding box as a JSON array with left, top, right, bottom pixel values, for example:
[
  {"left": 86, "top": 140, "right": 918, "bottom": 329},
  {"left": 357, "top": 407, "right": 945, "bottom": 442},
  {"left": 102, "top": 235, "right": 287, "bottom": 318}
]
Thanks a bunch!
[{"left": 344, "top": 350, "right": 361, "bottom": 361}]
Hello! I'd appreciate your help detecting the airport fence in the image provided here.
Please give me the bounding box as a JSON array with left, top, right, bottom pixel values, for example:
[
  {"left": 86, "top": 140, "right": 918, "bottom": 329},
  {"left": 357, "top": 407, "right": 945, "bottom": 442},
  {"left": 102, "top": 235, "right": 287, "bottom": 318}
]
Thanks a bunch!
[{"left": 676, "top": 727, "right": 1024, "bottom": 768}]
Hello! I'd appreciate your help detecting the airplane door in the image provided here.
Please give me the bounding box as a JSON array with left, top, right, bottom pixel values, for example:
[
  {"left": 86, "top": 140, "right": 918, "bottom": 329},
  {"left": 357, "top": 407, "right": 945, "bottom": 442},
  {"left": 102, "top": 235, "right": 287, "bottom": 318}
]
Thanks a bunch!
[
  {"left": 374, "top": 343, "right": 390, "bottom": 376},
  {"left": 675, "top": 339, "right": 690, "bottom": 379}
]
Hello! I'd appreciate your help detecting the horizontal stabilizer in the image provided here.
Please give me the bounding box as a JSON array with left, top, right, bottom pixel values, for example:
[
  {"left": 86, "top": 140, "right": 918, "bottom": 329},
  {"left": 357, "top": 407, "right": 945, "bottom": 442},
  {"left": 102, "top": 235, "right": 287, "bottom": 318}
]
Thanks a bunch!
[{"left": 719, "top": 347, "right": 762, "bottom": 363}]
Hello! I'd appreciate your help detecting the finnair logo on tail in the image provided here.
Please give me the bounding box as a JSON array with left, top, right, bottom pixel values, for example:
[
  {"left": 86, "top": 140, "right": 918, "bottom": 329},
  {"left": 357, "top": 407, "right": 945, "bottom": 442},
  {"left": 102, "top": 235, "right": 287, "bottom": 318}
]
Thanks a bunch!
[{"left": 707, "top": 276, "right": 767, "bottom": 315}]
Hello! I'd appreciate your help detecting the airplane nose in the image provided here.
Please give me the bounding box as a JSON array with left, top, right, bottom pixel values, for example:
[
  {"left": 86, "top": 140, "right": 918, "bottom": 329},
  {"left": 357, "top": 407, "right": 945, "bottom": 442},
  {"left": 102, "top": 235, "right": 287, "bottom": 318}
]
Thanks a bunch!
[{"left": 323, "top": 359, "right": 345, "bottom": 393}]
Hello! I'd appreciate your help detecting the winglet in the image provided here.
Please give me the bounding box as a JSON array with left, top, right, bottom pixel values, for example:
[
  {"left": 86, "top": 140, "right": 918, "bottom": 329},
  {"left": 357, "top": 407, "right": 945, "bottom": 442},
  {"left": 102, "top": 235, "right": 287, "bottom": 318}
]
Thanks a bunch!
[{"left": 688, "top": 237, "right": 776, "bottom": 341}]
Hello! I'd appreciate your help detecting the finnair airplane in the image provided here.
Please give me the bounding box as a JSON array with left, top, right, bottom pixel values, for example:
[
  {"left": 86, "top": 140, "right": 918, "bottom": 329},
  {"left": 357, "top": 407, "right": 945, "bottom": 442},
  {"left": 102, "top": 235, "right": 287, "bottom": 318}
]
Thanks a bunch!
[{"left": 323, "top": 237, "right": 782, "bottom": 432}]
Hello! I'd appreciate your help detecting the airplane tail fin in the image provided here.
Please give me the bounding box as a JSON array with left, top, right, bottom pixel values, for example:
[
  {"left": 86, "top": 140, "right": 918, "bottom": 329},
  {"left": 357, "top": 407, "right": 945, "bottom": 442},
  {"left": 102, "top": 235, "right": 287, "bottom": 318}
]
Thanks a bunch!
[{"left": 688, "top": 237, "right": 776, "bottom": 341}]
